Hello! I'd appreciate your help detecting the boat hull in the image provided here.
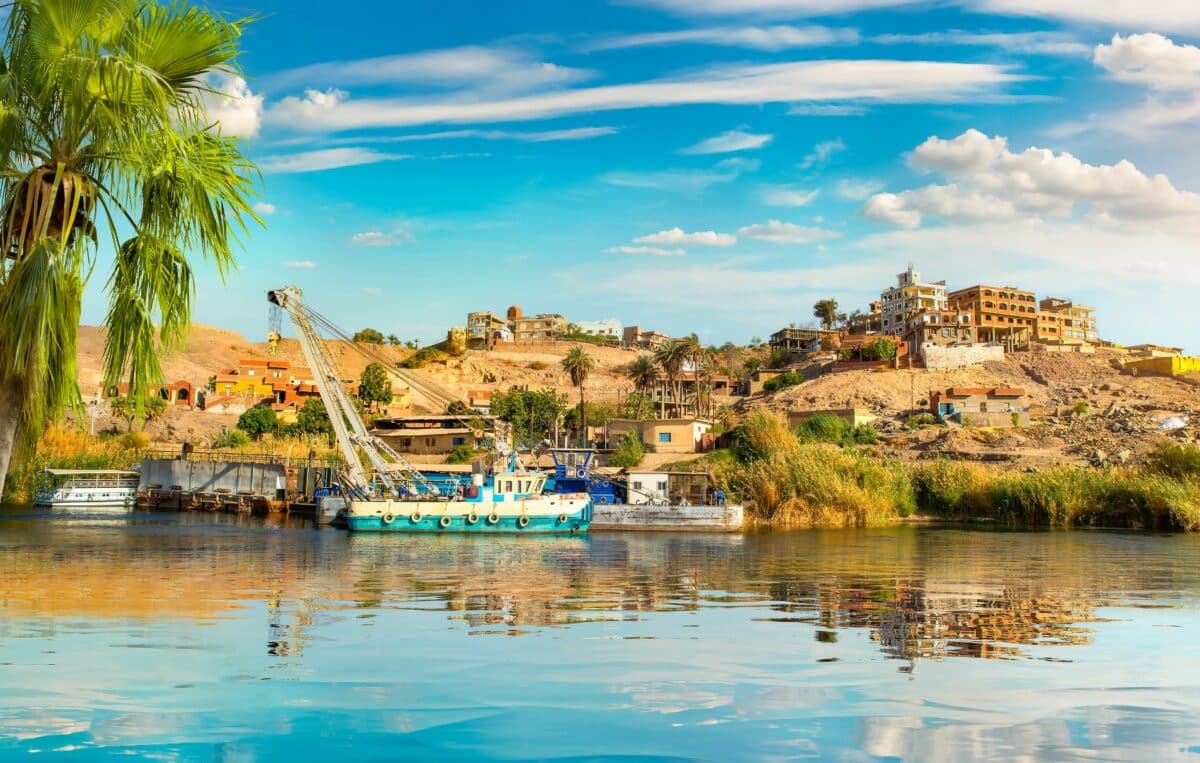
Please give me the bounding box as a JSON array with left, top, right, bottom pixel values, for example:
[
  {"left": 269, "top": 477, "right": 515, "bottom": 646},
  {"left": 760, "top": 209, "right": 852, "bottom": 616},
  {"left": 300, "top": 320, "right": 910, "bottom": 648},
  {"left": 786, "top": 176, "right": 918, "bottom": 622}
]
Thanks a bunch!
[{"left": 346, "top": 495, "right": 592, "bottom": 534}]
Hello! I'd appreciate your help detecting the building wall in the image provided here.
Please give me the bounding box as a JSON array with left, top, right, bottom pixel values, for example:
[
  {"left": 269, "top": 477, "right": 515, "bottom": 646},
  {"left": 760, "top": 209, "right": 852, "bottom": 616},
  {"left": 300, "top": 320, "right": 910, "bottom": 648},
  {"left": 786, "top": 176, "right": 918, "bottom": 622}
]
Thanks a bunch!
[
  {"left": 607, "top": 419, "right": 711, "bottom": 454},
  {"left": 880, "top": 267, "right": 948, "bottom": 336},
  {"left": 514, "top": 314, "right": 568, "bottom": 342},
  {"left": 1127, "top": 356, "right": 1200, "bottom": 377},
  {"left": 921, "top": 343, "right": 1005, "bottom": 369},
  {"left": 575, "top": 319, "right": 623, "bottom": 338},
  {"left": 948, "top": 285, "right": 1038, "bottom": 347},
  {"left": 787, "top": 408, "right": 877, "bottom": 428},
  {"left": 376, "top": 430, "right": 477, "bottom": 455}
]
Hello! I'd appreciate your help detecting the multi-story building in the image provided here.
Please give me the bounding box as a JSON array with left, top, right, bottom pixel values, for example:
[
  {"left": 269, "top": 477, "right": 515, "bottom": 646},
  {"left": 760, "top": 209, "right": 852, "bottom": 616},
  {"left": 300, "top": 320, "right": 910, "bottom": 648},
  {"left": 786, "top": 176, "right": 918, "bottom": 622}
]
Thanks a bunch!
[
  {"left": 513, "top": 313, "right": 568, "bottom": 342},
  {"left": 769, "top": 327, "right": 840, "bottom": 357},
  {"left": 574, "top": 319, "right": 623, "bottom": 341},
  {"left": 880, "top": 267, "right": 948, "bottom": 336},
  {"left": 948, "top": 284, "right": 1038, "bottom": 350},
  {"left": 212, "top": 358, "right": 323, "bottom": 409},
  {"left": 465, "top": 311, "right": 511, "bottom": 349},
  {"left": 847, "top": 300, "right": 882, "bottom": 335},
  {"left": 1036, "top": 298, "right": 1098, "bottom": 345},
  {"left": 903, "top": 309, "right": 976, "bottom": 358},
  {"left": 623, "top": 325, "right": 671, "bottom": 350}
]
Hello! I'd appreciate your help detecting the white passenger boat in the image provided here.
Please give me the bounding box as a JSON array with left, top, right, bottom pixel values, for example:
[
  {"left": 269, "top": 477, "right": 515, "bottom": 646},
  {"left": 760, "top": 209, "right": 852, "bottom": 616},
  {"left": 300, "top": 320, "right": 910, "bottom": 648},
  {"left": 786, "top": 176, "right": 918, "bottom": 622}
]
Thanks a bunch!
[{"left": 33, "top": 469, "right": 140, "bottom": 511}]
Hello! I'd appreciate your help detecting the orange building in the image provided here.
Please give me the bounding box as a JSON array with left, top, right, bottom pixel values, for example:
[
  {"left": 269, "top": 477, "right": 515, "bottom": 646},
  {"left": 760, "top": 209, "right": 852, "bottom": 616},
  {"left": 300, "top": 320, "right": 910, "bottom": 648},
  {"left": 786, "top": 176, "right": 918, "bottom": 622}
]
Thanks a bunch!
[
  {"left": 947, "top": 285, "right": 1038, "bottom": 349},
  {"left": 211, "top": 358, "right": 323, "bottom": 413}
]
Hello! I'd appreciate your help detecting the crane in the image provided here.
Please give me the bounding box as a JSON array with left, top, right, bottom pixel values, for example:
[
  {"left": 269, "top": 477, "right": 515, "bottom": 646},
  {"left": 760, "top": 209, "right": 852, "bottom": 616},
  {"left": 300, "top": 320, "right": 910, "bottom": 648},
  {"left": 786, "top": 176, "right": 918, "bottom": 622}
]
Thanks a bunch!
[{"left": 267, "top": 285, "right": 444, "bottom": 498}]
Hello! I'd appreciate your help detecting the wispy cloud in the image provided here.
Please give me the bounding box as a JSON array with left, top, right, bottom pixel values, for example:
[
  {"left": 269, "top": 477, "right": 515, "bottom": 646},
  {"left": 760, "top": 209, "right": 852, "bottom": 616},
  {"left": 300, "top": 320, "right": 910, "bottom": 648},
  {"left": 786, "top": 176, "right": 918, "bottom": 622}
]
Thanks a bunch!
[
  {"left": 254, "top": 202, "right": 278, "bottom": 215},
  {"left": 798, "top": 138, "right": 846, "bottom": 169},
  {"left": 607, "top": 245, "right": 686, "bottom": 257},
  {"left": 634, "top": 227, "right": 737, "bottom": 246},
  {"left": 621, "top": 0, "right": 921, "bottom": 16},
  {"left": 350, "top": 230, "right": 412, "bottom": 247},
  {"left": 738, "top": 219, "right": 840, "bottom": 243},
  {"left": 787, "top": 103, "right": 868, "bottom": 116},
  {"left": 761, "top": 186, "right": 820, "bottom": 206},
  {"left": 681, "top": 127, "right": 773, "bottom": 154},
  {"left": 257, "top": 148, "right": 410, "bottom": 174},
  {"left": 265, "top": 59, "right": 1021, "bottom": 131},
  {"left": 286, "top": 260, "right": 316, "bottom": 269},
  {"left": 590, "top": 24, "right": 858, "bottom": 51},
  {"left": 363, "top": 287, "right": 383, "bottom": 296},
  {"left": 599, "top": 164, "right": 749, "bottom": 192},
  {"left": 835, "top": 178, "right": 884, "bottom": 200},
  {"left": 872, "top": 30, "right": 1089, "bottom": 56}
]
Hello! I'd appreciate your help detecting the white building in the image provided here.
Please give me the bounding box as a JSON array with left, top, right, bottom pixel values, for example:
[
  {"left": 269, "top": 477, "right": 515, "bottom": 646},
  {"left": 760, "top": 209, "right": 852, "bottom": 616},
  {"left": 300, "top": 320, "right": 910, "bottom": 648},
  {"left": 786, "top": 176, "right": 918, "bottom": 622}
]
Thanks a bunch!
[
  {"left": 880, "top": 266, "right": 947, "bottom": 336},
  {"left": 574, "top": 319, "right": 623, "bottom": 339}
]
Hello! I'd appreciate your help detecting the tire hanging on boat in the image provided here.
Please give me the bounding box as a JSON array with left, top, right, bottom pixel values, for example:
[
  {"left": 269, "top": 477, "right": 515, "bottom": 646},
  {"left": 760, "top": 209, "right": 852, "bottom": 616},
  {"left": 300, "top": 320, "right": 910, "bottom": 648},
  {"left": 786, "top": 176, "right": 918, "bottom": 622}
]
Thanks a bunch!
[
  {"left": 486, "top": 512, "right": 500, "bottom": 525},
  {"left": 517, "top": 515, "right": 530, "bottom": 529},
  {"left": 438, "top": 515, "right": 452, "bottom": 529},
  {"left": 557, "top": 513, "right": 568, "bottom": 523},
  {"left": 466, "top": 513, "right": 479, "bottom": 525},
  {"left": 409, "top": 512, "right": 423, "bottom": 523},
  {"left": 382, "top": 513, "right": 395, "bottom": 525}
]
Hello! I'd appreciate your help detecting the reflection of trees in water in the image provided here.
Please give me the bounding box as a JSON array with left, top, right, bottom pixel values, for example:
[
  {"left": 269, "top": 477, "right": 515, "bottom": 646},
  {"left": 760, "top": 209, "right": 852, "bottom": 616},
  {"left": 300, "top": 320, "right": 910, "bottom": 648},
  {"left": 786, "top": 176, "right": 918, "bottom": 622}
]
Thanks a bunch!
[{"left": 0, "top": 521, "right": 1195, "bottom": 662}]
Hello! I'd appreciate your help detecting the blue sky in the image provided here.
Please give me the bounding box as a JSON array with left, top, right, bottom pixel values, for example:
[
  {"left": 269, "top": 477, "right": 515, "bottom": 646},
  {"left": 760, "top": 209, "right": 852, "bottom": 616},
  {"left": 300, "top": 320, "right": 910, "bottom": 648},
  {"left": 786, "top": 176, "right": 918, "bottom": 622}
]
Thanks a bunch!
[{"left": 81, "top": 0, "right": 1200, "bottom": 351}]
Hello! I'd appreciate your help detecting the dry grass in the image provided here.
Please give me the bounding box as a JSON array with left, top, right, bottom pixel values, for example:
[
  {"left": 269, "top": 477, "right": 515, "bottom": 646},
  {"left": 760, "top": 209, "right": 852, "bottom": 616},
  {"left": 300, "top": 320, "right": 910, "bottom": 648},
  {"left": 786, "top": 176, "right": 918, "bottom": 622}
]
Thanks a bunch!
[{"left": 3, "top": 425, "right": 145, "bottom": 504}]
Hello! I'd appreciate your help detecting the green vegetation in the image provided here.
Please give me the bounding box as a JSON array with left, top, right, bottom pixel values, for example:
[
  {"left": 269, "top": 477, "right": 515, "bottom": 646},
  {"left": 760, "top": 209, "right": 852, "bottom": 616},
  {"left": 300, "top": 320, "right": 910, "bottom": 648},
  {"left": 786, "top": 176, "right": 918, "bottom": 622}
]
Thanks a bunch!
[
  {"left": 295, "top": 398, "right": 333, "bottom": 437},
  {"left": 621, "top": 392, "right": 656, "bottom": 420},
  {"left": 0, "top": 0, "right": 259, "bottom": 498},
  {"left": 708, "top": 409, "right": 1200, "bottom": 531},
  {"left": 1072, "top": 400, "right": 1089, "bottom": 415},
  {"left": 212, "top": 427, "right": 251, "bottom": 449},
  {"left": 761, "top": 370, "right": 805, "bottom": 393},
  {"left": 907, "top": 413, "right": 936, "bottom": 429},
  {"left": 236, "top": 405, "right": 277, "bottom": 440},
  {"left": 765, "top": 347, "right": 791, "bottom": 369},
  {"left": 561, "top": 347, "right": 596, "bottom": 444},
  {"left": 564, "top": 401, "right": 618, "bottom": 431},
  {"left": 862, "top": 338, "right": 898, "bottom": 362},
  {"left": 607, "top": 433, "right": 645, "bottom": 469},
  {"left": 490, "top": 387, "right": 567, "bottom": 446},
  {"left": 1, "top": 425, "right": 145, "bottom": 504},
  {"left": 398, "top": 347, "right": 447, "bottom": 369},
  {"left": 357, "top": 362, "right": 393, "bottom": 411},
  {"left": 793, "top": 413, "right": 879, "bottom": 447},
  {"left": 446, "top": 444, "right": 486, "bottom": 465},
  {"left": 109, "top": 395, "right": 167, "bottom": 431},
  {"left": 353, "top": 328, "right": 385, "bottom": 344},
  {"left": 812, "top": 299, "right": 845, "bottom": 331}
]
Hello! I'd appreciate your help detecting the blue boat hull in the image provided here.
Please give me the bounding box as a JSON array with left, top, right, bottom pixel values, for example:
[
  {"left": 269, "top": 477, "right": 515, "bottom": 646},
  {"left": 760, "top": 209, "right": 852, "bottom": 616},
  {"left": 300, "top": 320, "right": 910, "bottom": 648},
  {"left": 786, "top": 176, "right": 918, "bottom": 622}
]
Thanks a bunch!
[{"left": 347, "top": 509, "right": 590, "bottom": 534}]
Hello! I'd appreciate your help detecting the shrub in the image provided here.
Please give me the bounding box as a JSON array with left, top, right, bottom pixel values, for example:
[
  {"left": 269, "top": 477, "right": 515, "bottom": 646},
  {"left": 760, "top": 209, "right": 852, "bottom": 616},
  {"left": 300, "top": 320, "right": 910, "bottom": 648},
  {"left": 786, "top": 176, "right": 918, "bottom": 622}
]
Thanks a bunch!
[
  {"left": 118, "top": 431, "right": 151, "bottom": 450},
  {"left": 907, "top": 413, "right": 936, "bottom": 429},
  {"left": 236, "top": 405, "right": 277, "bottom": 439},
  {"left": 762, "top": 379, "right": 782, "bottom": 393},
  {"left": 447, "top": 444, "right": 482, "bottom": 464},
  {"left": 212, "top": 428, "right": 250, "bottom": 449},
  {"left": 398, "top": 347, "right": 446, "bottom": 369},
  {"left": 1146, "top": 442, "right": 1200, "bottom": 480},
  {"left": 1011, "top": 412, "right": 1022, "bottom": 428},
  {"left": 862, "top": 338, "right": 898, "bottom": 362},
  {"left": 765, "top": 347, "right": 791, "bottom": 369},
  {"left": 1072, "top": 400, "right": 1089, "bottom": 415},
  {"left": 848, "top": 424, "right": 879, "bottom": 445},
  {"left": 780, "top": 370, "right": 804, "bottom": 386},
  {"left": 730, "top": 409, "right": 798, "bottom": 463},
  {"left": 528, "top": 360, "right": 549, "bottom": 371},
  {"left": 607, "top": 433, "right": 645, "bottom": 468},
  {"left": 796, "top": 413, "right": 851, "bottom": 444}
]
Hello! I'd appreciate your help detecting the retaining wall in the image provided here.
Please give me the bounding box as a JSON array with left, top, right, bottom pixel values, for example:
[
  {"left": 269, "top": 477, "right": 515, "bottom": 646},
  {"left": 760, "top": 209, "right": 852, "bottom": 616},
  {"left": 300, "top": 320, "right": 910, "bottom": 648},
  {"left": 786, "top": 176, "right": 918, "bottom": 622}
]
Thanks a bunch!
[{"left": 922, "top": 344, "right": 1005, "bottom": 369}]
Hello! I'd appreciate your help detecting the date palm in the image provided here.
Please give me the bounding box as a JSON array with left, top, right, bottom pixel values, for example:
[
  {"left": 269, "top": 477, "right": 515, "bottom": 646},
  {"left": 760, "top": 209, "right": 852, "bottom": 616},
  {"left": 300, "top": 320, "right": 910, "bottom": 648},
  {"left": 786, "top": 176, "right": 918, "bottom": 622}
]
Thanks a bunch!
[
  {"left": 653, "top": 339, "right": 687, "bottom": 418},
  {"left": 561, "top": 346, "right": 596, "bottom": 446},
  {"left": 0, "top": 0, "right": 259, "bottom": 497},
  {"left": 626, "top": 354, "right": 658, "bottom": 400}
]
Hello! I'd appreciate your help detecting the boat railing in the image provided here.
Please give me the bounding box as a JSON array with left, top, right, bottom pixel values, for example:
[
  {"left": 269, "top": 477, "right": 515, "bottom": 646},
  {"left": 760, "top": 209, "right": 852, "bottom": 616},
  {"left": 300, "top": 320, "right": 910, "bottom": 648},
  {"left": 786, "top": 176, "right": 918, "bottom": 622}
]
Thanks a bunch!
[{"left": 142, "top": 448, "right": 343, "bottom": 468}]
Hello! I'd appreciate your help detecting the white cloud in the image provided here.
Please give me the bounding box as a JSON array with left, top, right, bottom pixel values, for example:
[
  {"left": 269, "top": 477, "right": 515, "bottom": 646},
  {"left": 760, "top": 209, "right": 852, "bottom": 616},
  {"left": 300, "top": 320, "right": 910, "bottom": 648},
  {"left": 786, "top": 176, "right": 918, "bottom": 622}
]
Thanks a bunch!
[
  {"left": 1094, "top": 33, "right": 1200, "bottom": 90},
  {"left": 253, "top": 202, "right": 277, "bottom": 215},
  {"left": 798, "top": 138, "right": 846, "bottom": 169},
  {"left": 762, "top": 186, "right": 820, "bottom": 206},
  {"left": 738, "top": 219, "right": 840, "bottom": 243},
  {"left": 201, "top": 73, "right": 263, "bottom": 138},
  {"left": 363, "top": 287, "right": 383, "bottom": 296},
  {"left": 872, "top": 30, "right": 1089, "bottom": 56},
  {"left": 591, "top": 25, "right": 859, "bottom": 51},
  {"left": 863, "top": 128, "right": 1200, "bottom": 229},
  {"left": 623, "top": 0, "right": 920, "bottom": 16},
  {"left": 350, "top": 230, "right": 411, "bottom": 247},
  {"left": 681, "top": 128, "right": 773, "bottom": 155},
  {"left": 835, "top": 178, "right": 884, "bottom": 200},
  {"left": 787, "top": 103, "right": 868, "bottom": 116},
  {"left": 265, "top": 46, "right": 590, "bottom": 94},
  {"left": 606, "top": 245, "right": 686, "bottom": 257},
  {"left": 265, "top": 59, "right": 1020, "bottom": 131},
  {"left": 599, "top": 159, "right": 752, "bottom": 192},
  {"left": 286, "top": 260, "right": 316, "bottom": 269},
  {"left": 257, "top": 148, "right": 410, "bottom": 174},
  {"left": 634, "top": 227, "right": 737, "bottom": 246},
  {"left": 964, "top": 0, "right": 1200, "bottom": 36}
]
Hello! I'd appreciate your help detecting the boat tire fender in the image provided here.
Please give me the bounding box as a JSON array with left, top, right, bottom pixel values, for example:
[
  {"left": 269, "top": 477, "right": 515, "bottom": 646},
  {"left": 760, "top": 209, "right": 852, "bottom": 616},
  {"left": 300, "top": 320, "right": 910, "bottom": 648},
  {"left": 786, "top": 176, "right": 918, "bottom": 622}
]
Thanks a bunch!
[
  {"left": 517, "top": 515, "right": 530, "bottom": 529},
  {"left": 438, "top": 515, "right": 452, "bottom": 529},
  {"left": 382, "top": 513, "right": 395, "bottom": 525},
  {"left": 466, "top": 512, "right": 479, "bottom": 525},
  {"left": 486, "top": 512, "right": 500, "bottom": 525},
  {"left": 557, "top": 513, "right": 568, "bottom": 524},
  {"left": 409, "top": 511, "right": 423, "bottom": 523}
]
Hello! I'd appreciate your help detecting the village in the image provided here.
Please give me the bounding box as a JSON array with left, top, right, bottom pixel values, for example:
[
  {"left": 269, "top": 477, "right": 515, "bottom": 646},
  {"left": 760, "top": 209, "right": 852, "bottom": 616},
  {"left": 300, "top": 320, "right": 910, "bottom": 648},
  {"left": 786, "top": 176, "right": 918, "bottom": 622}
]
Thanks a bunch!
[{"left": 75, "top": 265, "right": 1198, "bottom": 478}]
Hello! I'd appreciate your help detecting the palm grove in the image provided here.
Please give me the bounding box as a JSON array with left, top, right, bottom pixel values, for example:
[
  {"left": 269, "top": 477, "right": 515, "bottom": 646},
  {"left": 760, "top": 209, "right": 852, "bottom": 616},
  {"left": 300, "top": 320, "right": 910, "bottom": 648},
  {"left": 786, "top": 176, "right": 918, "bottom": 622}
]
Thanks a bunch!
[{"left": 0, "top": 0, "right": 260, "bottom": 498}]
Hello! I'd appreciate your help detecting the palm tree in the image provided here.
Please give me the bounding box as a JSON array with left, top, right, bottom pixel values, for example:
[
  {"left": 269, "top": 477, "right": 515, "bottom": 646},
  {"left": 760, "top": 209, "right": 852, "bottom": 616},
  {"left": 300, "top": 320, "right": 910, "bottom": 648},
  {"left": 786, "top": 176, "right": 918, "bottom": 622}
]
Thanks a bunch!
[
  {"left": 0, "top": 0, "right": 260, "bottom": 497},
  {"left": 626, "top": 355, "right": 658, "bottom": 413},
  {"left": 653, "top": 339, "right": 687, "bottom": 418},
  {"left": 678, "top": 333, "right": 708, "bottom": 417},
  {"left": 561, "top": 347, "right": 596, "bottom": 445}
]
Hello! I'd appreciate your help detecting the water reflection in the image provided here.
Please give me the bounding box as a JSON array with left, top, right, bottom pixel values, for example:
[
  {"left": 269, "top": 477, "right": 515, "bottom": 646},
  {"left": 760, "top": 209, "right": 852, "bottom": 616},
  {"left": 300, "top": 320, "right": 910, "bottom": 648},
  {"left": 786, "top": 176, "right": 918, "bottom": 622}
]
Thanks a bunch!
[{"left": 1, "top": 509, "right": 1199, "bottom": 760}]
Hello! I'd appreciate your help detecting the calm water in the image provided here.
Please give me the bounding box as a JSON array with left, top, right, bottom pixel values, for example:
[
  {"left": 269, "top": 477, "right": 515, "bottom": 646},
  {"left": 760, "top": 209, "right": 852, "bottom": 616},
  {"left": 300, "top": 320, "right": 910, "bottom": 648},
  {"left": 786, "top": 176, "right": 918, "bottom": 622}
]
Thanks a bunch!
[{"left": 1, "top": 508, "right": 1199, "bottom": 761}]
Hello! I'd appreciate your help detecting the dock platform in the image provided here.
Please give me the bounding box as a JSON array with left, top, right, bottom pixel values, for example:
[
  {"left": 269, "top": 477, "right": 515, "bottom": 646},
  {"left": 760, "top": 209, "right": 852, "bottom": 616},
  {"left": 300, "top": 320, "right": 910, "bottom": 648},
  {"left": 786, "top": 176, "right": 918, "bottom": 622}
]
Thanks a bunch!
[{"left": 591, "top": 503, "right": 743, "bottom": 532}]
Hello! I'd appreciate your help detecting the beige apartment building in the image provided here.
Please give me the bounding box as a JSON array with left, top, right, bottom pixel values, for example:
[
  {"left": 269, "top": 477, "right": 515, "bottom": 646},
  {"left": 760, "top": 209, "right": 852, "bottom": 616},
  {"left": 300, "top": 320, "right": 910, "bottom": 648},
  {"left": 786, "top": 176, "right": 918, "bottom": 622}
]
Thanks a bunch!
[
  {"left": 1036, "top": 297, "right": 1098, "bottom": 345},
  {"left": 513, "top": 313, "right": 569, "bottom": 342},
  {"left": 948, "top": 284, "right": 1038, "bottom": 350},
  {"left": 880, "top": 267, "right": 948, "bottom": 336}
]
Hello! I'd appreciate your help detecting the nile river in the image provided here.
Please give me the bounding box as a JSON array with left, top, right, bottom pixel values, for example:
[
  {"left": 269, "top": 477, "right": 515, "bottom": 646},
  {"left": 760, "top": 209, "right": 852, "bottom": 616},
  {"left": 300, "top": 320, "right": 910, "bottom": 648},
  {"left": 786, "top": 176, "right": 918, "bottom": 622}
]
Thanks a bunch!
[{"left": 1, "top": 508, "right": 1199, "bottom": 760}]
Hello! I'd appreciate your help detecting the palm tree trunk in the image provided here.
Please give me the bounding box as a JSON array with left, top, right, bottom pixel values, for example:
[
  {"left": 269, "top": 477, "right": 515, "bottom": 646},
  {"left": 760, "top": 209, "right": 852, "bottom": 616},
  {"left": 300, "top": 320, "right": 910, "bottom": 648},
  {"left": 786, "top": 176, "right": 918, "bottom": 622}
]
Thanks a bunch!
[
  {"left": 579, "top": 386, "right": 586, "bottom": 447},
  {"left": 0, "top": 379, "right": 21, "bottom": 501}
]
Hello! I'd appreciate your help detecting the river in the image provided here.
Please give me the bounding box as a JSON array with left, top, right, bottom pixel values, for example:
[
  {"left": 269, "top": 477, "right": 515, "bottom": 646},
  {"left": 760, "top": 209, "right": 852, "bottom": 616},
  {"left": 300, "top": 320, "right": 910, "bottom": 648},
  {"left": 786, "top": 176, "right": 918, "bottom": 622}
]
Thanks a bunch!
[{"left": 1, "top": 508, "right": 1198, "bottom": 760}]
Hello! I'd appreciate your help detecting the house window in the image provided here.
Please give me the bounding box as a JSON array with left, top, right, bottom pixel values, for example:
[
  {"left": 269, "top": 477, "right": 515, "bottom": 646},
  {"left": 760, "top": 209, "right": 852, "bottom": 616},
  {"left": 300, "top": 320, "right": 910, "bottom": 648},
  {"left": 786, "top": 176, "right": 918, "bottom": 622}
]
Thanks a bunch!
[
  {"left": 633, "top": 481, "right": 643, "bottom": 490},
  {"left": 452, "top": 437, "right": 465, "bottom": 446},
  {"left": 658, "top": 432, "right": 672, "bottom": 443},
  {"left": 401, "top": 438, "right": 412, "bottom": 448},
  {"left": 247, "top": 369, "right": 255, "bottom": 376},
  {"left": 425, "top": 437, "right": 436, "bottom": 447}
]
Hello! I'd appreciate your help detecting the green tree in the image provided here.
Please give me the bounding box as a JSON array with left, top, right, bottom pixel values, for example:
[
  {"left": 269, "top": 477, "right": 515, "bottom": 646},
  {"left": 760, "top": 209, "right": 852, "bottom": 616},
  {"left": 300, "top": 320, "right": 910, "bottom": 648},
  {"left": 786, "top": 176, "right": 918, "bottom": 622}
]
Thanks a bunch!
[
  {"left": 561, "top": 346, "right": 596, "bottom": 445},
  {"left": 653, "top": 339, "right": 688, "bottom": 417},
  {"left": 110, "top": 394, "right": 166, "bottom": 432},
  {"left": 386, "top": 334, "right": 401, "bottom": 347},
  {"left": 606, "top": 433, "right": 644, "bottom": 469},
  {"left": 353, "top": 328, "right": 385, "bottom": 344},
  {"left": 490, "top": 387, "right": 566, "bottom": 446},
  {"left": 236, "top": 404, "right": 277, "bottom": 440},
  {"left": 296, "top": 398, "right": 333, "bottom": 436},
  {"left": 813, "top": 299, "right": 844, "bottom": 331},
  {"left": 625, "top": 355, "right": 659, "bottom": 405},
  {"left": 621, "top": 392, "right": 655, "bottom": 420},
  {"left": 0, "top": 0, "right": 260, "bottom": 498},
  {"left": 863, "top": 338, "right": 898, "bottom": 362},
  {"left": 357, "top": 362, "right": 393, "bottom": 412}
]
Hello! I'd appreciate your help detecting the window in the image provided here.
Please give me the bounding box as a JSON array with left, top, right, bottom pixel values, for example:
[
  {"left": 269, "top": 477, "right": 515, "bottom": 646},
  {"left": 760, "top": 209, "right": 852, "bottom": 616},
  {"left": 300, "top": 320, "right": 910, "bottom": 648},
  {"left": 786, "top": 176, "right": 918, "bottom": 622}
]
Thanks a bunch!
[
  {"left": 401, "top": 438, "right": 412, "bottom": 448},
  {"left": 425, "top": 437, "right": 436, "bottom": 447},
  {"left": 452, "top": 437, "right": 465, "bottom": 446},
  {"left": 633, "top": 481, "right": 643, "bottom": 490},
  {"left": 658, "top": 432, "right": 672, "bottom": 443},
  {"left": 247, "top": 369, "right": 255, "bottom": 376},
  {"left": 504, "top": 480, "right": 513, "bottom": 493}
]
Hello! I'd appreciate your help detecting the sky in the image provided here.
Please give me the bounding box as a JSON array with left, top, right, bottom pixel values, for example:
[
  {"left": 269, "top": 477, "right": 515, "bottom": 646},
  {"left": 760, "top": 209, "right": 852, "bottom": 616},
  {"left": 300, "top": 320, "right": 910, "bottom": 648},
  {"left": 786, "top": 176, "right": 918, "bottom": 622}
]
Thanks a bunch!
[{"left": 80, "top": 0, "right": 1200, "bottom": 351}]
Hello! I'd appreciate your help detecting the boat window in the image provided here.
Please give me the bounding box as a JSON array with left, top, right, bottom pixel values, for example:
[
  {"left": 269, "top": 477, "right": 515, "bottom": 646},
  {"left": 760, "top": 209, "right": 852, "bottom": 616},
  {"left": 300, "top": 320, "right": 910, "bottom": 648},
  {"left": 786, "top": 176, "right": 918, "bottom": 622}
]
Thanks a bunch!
[{"left": 504, "top": 480, "right": 513, "bottom": 493}]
